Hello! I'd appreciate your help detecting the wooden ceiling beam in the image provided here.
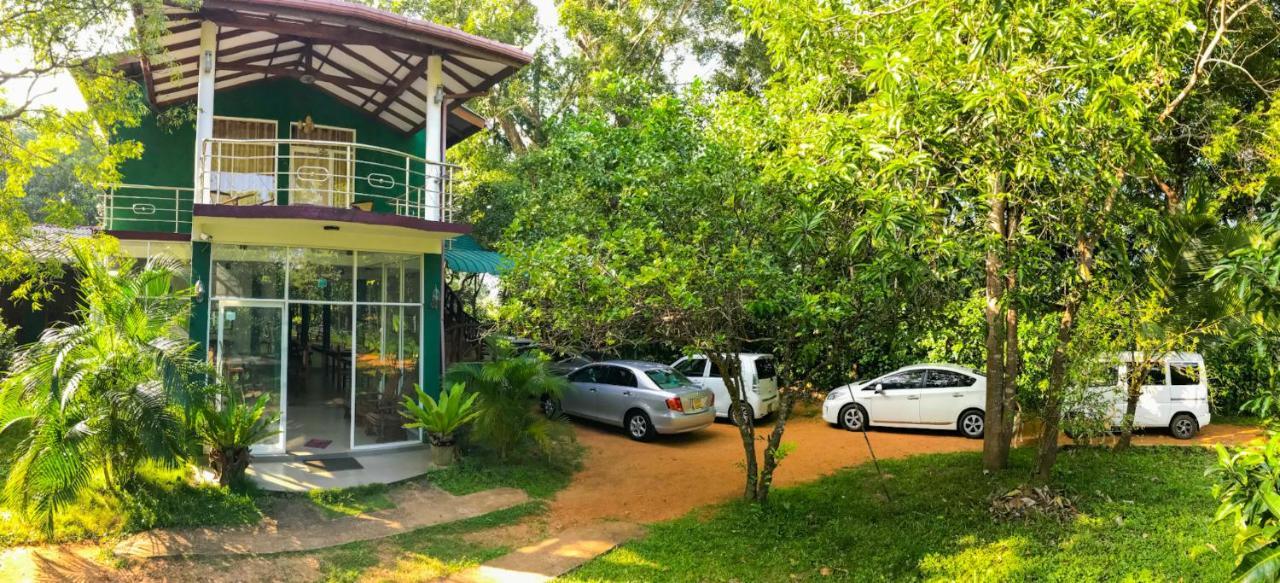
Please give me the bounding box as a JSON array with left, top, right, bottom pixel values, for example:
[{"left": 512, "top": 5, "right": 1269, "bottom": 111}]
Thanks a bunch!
[
  {"left": 372, "top": 55, "right": 431, "bottom": 117},
  {"left": 219, "top": 62, "right": 385, "bottom": 91},
  {"left": 165, "top": 27, "right": 253, "bottom": 53}
]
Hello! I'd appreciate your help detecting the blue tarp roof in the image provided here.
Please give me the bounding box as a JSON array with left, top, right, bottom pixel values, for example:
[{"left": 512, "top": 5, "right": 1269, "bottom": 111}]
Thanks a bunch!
[{"left": 444, "top": 234, "right": 512, "bottom": 275}]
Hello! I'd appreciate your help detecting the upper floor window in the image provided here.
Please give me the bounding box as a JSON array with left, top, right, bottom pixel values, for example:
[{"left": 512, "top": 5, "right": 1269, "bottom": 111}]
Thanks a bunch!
[{"left": 210, "top": 117, "right": 278, "bottom": 206}]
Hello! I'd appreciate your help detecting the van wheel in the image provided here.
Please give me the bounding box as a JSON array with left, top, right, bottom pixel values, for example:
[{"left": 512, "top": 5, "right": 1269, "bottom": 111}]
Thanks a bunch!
[
  {"left": 839, "top": 404, "right": 868, "bottom": 432},
  {"left": 958, "top": 410, "right": 985, "bottom": 439},
  {"left": 730, "top": 403, "right": 755, "bottom": 427},
  {"left": 1169, "top": 413, "right": 1199, "bottom": 440}
]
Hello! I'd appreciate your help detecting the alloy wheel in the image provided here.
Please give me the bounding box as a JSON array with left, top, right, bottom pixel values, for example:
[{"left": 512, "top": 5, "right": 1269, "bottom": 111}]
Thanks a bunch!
[
  {"left": 842, "top": 406, "right": 864, "bottom": 431},
  {"left": 629, "top": 415, "right": 648, "bottom": 438},
  {"left": 961, "top": 413, "right": 984, "bottom": 438}
]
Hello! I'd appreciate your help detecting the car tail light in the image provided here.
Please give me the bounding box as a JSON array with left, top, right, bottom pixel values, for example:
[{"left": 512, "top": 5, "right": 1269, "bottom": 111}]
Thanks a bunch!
[
  {"left": 709, "top": 393, "right": 714, "bottom": 407},
  {"left": 665, "top": 397, "right": 684, "bottom": 412},
  {"left": 751, "top": 374, "right": 759, "bottom": 391}
]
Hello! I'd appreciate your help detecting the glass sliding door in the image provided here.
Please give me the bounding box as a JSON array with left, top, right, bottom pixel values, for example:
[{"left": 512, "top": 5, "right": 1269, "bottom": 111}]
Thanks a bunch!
[
  {"left": 354, "top": 304, "right": 421, "bottom": 446},
  {"left": 214, "top": 300, "right": 287, "bottom": 453}
]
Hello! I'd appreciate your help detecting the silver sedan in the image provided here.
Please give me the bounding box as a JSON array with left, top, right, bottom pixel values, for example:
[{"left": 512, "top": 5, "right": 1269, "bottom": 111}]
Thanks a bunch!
[{"left": 543, "top": 360, "right": 716, "bottom": 441}]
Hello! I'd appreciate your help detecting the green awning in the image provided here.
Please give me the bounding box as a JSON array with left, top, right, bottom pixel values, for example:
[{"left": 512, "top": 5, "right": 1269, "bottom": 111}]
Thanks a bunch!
[{"left": 444, "top": 234, "right": 513, "bottom": 275}]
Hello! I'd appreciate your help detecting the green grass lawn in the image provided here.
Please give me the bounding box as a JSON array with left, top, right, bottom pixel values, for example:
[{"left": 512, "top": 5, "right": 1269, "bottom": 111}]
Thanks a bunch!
[{"left": 568, "top": 446, "right": 1232, "bottom": 582}]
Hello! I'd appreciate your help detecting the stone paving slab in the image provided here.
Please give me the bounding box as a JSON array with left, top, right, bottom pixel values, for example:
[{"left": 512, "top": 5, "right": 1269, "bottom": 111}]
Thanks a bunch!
[
  {"left": 113, "top": 484, "right": 530, "bottom": 558},
  {"left": 444, "top": 521, "right": 645, "bottom": 583}
]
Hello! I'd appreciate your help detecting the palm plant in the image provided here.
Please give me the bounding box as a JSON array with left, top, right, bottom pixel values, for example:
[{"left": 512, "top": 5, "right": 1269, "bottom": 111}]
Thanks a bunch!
[
  {"left": 0, "top": 240, "right": 204, "bottom": 532},
  {"left": 444, "top": 340, "right": 567, "bottom": 459},
  {"left": 196, "top": 390, "right": 280, "bottom": 487},
  {"left": 401, "top": 383, "right": 480, "bottom": 446}
]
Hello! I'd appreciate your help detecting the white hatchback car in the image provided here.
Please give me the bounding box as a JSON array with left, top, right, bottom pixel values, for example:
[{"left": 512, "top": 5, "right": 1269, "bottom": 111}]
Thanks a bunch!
[
  {"left": 822, "top": 364, "right": 987, "bottom": 438},
  {"left": 672, "top": 353, "right": 780, "bottom": 424}
]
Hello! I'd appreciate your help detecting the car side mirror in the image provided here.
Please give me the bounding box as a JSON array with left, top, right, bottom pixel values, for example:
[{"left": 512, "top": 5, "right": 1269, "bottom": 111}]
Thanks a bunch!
[{"left": 874, "top": 383, "right": 884, "bottom": 394}]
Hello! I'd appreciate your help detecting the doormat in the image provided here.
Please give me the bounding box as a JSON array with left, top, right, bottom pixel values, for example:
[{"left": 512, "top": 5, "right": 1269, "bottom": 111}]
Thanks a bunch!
[
  {"left": 303, "top": 457, "right": 364, "bottom": 471},
  {"left": 304, "top": 438, "right": 332, "bottom": 449}
]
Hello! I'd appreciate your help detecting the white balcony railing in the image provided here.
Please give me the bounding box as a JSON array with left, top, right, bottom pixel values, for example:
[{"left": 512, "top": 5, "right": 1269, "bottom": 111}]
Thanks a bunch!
[
  {"left": 98, "top": 184, "right": 196, "bottom": 234},
  {"left": 197, "top": 138, "right": 458, "bottom": 221},
  {"left": 98, "top": 140, "right": 461, "bottom": 235}
]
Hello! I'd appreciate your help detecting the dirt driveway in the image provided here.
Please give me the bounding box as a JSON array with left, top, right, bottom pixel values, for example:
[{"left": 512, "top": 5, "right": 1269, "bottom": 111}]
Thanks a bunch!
[{"left": 542, "top": 411, "right": 1264, "bottom": 531}]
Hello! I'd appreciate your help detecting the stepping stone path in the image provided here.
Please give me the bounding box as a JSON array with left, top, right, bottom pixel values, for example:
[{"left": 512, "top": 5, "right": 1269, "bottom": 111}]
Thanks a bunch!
[
  {"left": 444, "top": 521, "right": 645, "bottom": 583},
  {"left": 113, "top": 483, "right": 530, "bottom": 558}
]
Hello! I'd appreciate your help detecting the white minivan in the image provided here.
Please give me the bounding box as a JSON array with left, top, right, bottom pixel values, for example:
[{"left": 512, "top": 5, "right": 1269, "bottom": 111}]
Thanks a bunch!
[
  {"left": 672, "top": 353, "right": 780, "bottom": 424},
  {"left": 822, "top": 364, "right": 987, "bottom": 438},
  {"left": 1072, "top": 352, "right": 1211, "bottom": 439}
]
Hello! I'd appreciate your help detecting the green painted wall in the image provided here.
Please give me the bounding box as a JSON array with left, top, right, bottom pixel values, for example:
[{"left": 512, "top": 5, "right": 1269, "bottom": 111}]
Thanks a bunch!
[
  {"left": 111, "top": 78, "right": 430, "bottom": 232},
  {"left": 421, "top": 253, "right": 443, "bottom": 399},
  {"left": 189, "top": 241, "right": 212, "bottom": 360}
]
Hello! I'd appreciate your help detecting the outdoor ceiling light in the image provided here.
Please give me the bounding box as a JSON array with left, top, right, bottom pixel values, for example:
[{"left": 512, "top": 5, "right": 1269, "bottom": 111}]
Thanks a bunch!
[
  {"left": 434, "top": 85, "right": 445, "bottom": 105},
  {"left": 202, "top": 50, "right": 214, "bottom": 74},
  {"left": 300, "top": 73, "right": 317, "bottom": 85}
]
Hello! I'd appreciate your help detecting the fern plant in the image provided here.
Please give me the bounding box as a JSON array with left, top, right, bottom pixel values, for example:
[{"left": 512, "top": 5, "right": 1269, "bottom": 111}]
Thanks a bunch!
[
  {"left": 401, "top": 383, "right": 479, "bottom": 446},
  {"left": 196, "top": 390, "right": 280, "bottom": 487}
]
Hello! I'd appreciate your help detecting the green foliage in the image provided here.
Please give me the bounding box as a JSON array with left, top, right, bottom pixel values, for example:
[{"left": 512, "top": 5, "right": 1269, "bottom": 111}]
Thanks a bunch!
[
  {"left": 1211, "top": 433, "right": 1280, "bottom": 582},
  {"left": 401, "top": 383, "right": 480, "bottom": 446},
  {"left": 444, "top": 342, "right": 569, "bottom": 459},
  {"left": 196, "top": 389, "right": 280, "bottom": 487},
  {"left": 0, "top": 239, "right": 206, "bottom": 533},
  {"left": 569, "top": 447, "right": 1231, "bottom": 581}
]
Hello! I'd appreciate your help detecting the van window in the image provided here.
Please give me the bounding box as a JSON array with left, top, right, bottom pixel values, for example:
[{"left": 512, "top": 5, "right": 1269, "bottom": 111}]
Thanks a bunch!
[
  {"left": 1170, "top": 363, "right": 1201, "bottom": 386},
  {"left": 1138, "top": 364, "right": 1167, "bottom": 386},
  {"left": 755, "top": 357, "right": 777, "bottom": 380},
  {"left": 676, "top": 358, "right": 707, "bottom": 378},
  {"left": 709, "top": 360, "right": 723, "bottom": 378}
]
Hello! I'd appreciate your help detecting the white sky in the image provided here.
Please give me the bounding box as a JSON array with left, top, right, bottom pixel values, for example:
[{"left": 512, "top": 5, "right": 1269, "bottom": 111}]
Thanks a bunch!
[{"left": 0, "top": 0, "right": 704, "bottom": 113}]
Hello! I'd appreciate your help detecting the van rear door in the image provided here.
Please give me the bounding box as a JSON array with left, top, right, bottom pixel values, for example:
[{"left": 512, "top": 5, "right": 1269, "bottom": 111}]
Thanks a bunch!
[{"left": 753, "top": 356, "right": 779, "bottom": 405}]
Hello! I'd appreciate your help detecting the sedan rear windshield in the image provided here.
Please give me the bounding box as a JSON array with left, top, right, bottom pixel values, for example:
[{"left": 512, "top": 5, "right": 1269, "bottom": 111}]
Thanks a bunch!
[
  {"left": 755, "top": 357, "right": 777, "bottom": 379},
  {"left": 645, "top": 368, "right": 695, "bottom": 389}
]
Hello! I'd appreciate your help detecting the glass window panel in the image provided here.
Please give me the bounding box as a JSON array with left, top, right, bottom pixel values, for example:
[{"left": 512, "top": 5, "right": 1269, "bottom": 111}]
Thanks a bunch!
[
  {"left": 354, "top": 304, "right": 420, "bottom": 446},
  {"left": 289, "top": 247, "right": 353, "bottom": 301},
  {"left": 1170, "top": 363, "right": 1201, "bottom": 386},
  {"left": 213, "top": 244, "right": 286, "bottom": 298},
  {"left": 214, "top": 302, "right": 283, "bottom": 448},
  {"left": 402, "top": 255, "right": 421, "bottom": 303},
  {"left": 357, "top": 252, "right": 405, "bottom": 303}
]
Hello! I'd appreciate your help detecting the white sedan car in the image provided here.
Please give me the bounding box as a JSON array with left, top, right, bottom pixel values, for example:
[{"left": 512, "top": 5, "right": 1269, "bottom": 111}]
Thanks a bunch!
[{"left": 822, "top": 364, "right": 987, "bottom": 438}]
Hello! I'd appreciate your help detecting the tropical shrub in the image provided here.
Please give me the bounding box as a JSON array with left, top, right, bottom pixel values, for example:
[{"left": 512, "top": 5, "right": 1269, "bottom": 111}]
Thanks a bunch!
[
  {"left": 401, "top": 383, "right": 479, "bottom": 447},
  {"left": 196, "top": 390, "right": 280, "bottom": 487},
  {"left": 0, "top": 240, "right": 206, "bottom": 532},
  {"left": 1210, "top": 433, "right": 1280, "bottom": 581},
  {"left": 444, "top": 342, "right": 567, "bottom": 459}
]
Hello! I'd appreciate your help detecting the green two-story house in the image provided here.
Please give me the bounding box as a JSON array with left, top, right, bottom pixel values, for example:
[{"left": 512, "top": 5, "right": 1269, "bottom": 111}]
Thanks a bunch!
[{"left": 97, "top": 0, "right": 528, "bottom": 468}]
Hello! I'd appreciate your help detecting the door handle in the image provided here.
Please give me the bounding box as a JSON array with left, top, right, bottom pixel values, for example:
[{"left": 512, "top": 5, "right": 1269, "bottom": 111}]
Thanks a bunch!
[
  {"left": 907, "top": 395, "right": 920, "bottom": 400},
  {"left": 623, "top": 391, "right": 631, "bottom": 396},
  {"left": 953, "top": 393, "right": 965, "bottom": 398},
  {"left": 588, "top": 387, "right": 597, "bottom": 392}
]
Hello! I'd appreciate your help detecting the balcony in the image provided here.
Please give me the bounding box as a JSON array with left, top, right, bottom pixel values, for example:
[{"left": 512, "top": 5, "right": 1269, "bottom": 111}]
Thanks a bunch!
[{"left": 100, "top": 138, "right": 459, "bottom": 236}]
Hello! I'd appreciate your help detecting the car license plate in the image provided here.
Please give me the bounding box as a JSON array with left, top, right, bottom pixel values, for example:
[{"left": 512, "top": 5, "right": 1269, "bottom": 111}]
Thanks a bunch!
[{"left": 691, "top": 396, "right": 707, "bottom": 411}]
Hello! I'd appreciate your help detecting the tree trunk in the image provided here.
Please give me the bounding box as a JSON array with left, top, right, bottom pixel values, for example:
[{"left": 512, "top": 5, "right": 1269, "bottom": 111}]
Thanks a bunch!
[
  {"left": 754, "top": 390, "right": 796, "bottom": 504},
  {"left": 997, "top": 204, "right": 1022, "bottom": 461},
  {"left": 1034, "top": 296, "right": 1080, "bottom": 484},
  {"left": 982, "top": 185, "right": 1009, "bottom": 472},
  {"left": 710, "top": 352, "right": 758, "bottom": 500},
  {"left": 1116, "top": 366, "right": 1146, "bottom": 450}
]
